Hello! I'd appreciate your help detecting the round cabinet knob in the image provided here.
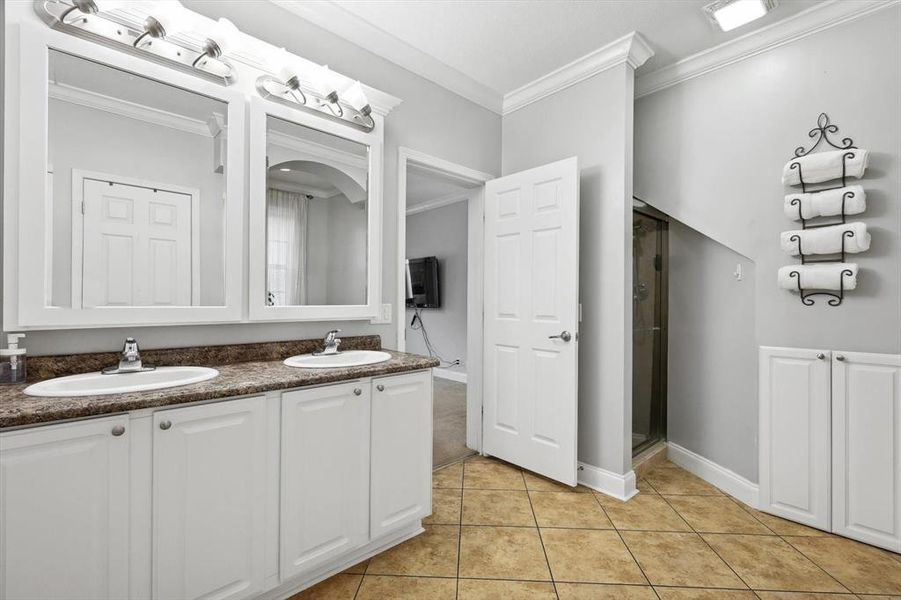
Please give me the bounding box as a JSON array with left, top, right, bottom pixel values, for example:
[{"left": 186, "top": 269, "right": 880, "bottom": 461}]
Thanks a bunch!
[
  {"left": 836, "top": 355, "right": 846, "bottom": 362},
  {"left": 353, "top": 388, "right": 362, "bottom": 396},
  {"left": 376, "top": 384, "right": 385, "bottom": 392},
  {"left": 111, "top": 425, "right": 126, "bottom": 437},
  {"left": 159, "top": 420, "right": 172, "bottom": 430},
  {"left": 816, "top": 353, "right": 825, "bottom": 360}
]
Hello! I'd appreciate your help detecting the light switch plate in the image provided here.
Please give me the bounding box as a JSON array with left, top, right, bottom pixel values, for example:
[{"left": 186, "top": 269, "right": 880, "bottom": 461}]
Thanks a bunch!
[{"left": 371, "top": 303, "right": 393, "bottom": 324}]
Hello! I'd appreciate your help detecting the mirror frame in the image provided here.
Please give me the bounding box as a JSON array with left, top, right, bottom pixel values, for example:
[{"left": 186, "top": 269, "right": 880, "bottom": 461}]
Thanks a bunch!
[
  {"left": 248, "top": 96, "right": 384, "bottom": 321},
  {"left": 4, "top": 24, "right": 246, "bottom": 329}
]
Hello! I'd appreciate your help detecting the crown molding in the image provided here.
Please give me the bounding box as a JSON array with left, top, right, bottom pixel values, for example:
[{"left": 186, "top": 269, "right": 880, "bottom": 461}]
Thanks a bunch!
[
  {"left": 406, "top": 190, "right": 470, "bottom": 216},
  {"left": 636, "top": 0, "right": 900, "bottom": 98},
  {"left": 49, "top": 82, "right": 214, "bottom": 137},
  {"left": 268, "top": 0, "right": 502, "bottom": 114},
  {"left": 502, "top": 32, "right": 653, "bottom": 115}
]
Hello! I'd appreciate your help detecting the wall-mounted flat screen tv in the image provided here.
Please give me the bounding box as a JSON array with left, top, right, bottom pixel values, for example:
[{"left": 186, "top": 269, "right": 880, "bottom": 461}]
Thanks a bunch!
[{"left": 405, "top": 256, "right": 440, "bottom": 308}]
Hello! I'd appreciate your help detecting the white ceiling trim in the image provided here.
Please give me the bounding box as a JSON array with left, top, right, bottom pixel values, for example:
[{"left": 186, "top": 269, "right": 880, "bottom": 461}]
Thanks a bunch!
[
  {"left": 406, "top": 190, "right": 471, "bottom": 216},
  {"left": 49, "top": 82, "right": 213, "bottom": 137},
  {"left": 502, "top": 32, "right": 654, "bottom": 115},
  {"left": 636, "top": 0, "right": 899, "bottom": 98},
  {"left": 269, "top": 0, "right": 502, "bottom": 114}
]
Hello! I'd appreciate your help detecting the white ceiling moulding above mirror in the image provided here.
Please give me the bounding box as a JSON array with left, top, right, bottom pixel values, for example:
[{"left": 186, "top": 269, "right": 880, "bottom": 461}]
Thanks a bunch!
[
  {"left": 501, "top": 32, "right": 654, "bottom": 115},
  {"left": 636, "top": 0, "right": 900, "bottom": 98}
]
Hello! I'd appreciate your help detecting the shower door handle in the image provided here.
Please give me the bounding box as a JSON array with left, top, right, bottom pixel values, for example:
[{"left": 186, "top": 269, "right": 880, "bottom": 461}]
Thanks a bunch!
[{"left": 549, "top": 331, "right": 572, "bottom": 342}]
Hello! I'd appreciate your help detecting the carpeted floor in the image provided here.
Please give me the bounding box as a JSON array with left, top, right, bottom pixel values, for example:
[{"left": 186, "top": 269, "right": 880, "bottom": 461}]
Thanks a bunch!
[{"left": 433, "top": 377, "right": 475, "bottom": 467}]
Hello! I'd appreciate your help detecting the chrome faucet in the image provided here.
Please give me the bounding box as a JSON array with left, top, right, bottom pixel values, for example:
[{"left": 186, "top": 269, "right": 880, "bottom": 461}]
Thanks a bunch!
[
  {"left": 314, "top": 329, "right": 342, "bottom": 356},
  {"left": 103, "top": 337, "right": 155, "bottom": 374}
]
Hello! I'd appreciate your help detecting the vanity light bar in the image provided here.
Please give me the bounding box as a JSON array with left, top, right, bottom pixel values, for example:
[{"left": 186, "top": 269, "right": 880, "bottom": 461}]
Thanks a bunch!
[
  {"left": 36, "top": 0, "right": 236, "bottom": 84},
  {"left": 255, "top": 74, "right": 375, "bottom": 133}
]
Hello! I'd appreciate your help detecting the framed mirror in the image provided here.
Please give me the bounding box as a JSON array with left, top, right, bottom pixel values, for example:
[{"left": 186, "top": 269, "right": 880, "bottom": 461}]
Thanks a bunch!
[
  {"left": 249, "top": 96, "right": 383, "bottom": 321},
  {"left": 5, "top": 26, "right": 245, "bottom": 328}
]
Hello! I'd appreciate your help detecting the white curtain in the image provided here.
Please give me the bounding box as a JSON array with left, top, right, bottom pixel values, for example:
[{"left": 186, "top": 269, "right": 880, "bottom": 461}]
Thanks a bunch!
[{"left": 266, "top": 188, "right": 308, "bottom": 305}]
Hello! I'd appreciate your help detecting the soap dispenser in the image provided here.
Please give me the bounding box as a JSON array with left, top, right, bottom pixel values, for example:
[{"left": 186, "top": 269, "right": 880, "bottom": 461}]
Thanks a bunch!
[{"left": 0, "top": 333, "right": 27, "bottom": 384}]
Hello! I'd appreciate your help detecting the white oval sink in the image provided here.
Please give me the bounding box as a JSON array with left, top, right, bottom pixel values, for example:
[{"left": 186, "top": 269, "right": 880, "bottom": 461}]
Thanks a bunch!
[
  {"left": 283, "top": 350, "right": 392, "bottom": 369},
  {"left": 24, "top": 366, "right": 219, "bottom": 397}
]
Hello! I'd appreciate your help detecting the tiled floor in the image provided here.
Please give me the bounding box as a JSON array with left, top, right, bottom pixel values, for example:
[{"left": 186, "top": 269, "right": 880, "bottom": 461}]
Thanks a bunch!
[
  {"left": 292, "top": 456, "right": 901, "bottom": 599},
  {"left": 433, "top": 377, "right": 475, "bottom": 467}
]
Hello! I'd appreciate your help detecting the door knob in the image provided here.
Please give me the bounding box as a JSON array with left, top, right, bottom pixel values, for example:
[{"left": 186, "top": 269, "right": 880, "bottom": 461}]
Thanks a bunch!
[
  {"left": 159, "top": 420, "right": 172, "bottom": 430},
  {"left": 549, "top": 331, "right": 572, "bottom": 342}
]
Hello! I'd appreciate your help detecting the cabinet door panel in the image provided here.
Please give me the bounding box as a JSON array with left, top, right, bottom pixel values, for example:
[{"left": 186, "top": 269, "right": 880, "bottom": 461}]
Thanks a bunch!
[
  {"left": 280, "top": 382, "right": 370, "bottom": 580},
  {"left": 153, "top": 396, "right": 268, "bottom": 600},
  {"left": 832, "top": 351, "right": 901, "bottom": 552},
  {"left": 759, "top": 347, "right": 831, "bottom": 530},
  {"left": 0, "top": 416, "right": 130, "bottom": 600},
  {"left": 371, "top": 371, "right": 433, "bottom": 537}
]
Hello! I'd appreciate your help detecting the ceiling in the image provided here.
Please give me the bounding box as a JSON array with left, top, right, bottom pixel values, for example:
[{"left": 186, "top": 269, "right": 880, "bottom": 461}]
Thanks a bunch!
[
  {"left": 407, "top": 164, "right": 478, "bottom": 210},
  {"left": 272, "top": 0, "right": 823, "bottom": 111}
]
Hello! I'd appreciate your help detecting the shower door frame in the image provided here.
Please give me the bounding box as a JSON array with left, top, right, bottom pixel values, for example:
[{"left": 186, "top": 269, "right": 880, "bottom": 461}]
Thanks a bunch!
[{"left": 633, "top": 205, "right": 669, "bottom": 457}]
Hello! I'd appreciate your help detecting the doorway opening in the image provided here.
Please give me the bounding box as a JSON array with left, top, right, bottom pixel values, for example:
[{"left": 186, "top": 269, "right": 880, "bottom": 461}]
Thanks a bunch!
[
  {"left": 632, "top": 205, "right": 668, "bottom": 456},
  {"left": 397, "top": 149, "right": 493, "bottom": 468}
]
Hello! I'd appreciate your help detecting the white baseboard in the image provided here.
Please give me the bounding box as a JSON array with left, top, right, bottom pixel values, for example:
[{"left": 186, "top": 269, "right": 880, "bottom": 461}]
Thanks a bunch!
[
  {"left": 433, "top": 367, "right": 467, "bottom": 384},
  {"left": 578, "top": 462, "right": 638, "bottom": 501},
  {"left": 667, "top": 442, "right": 759, "bottom": 508}
]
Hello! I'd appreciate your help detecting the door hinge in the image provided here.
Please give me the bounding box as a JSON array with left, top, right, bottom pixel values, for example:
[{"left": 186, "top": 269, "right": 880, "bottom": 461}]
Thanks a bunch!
[
  {"left": 654, "top": 254, "right": 662, "bottom": 272},
  {"left": 81, "top": 200, "right": 85, "bottom": 215}
]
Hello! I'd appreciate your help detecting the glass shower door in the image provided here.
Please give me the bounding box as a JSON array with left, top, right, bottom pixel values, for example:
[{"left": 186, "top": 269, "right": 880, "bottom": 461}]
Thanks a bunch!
[{"left": 632, "top": 211, "right": 667, "bottom": 455}]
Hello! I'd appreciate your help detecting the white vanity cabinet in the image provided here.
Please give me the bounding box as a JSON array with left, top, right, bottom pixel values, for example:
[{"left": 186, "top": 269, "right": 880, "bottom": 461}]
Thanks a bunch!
[
  {"left": 760, "top": 347, "right": 901, "bottom": 552},
  {"left": 152, "top": 396, "right": 270, "bottom": 600},
  {"left": 0, "top": 415, "right": 131, "bottom": 600},
  {"left": 370, "top": 371, "right": 433, "bottom": 538},
  {"left": 280, "top": 382, "right": 371, "bottom": 579}
]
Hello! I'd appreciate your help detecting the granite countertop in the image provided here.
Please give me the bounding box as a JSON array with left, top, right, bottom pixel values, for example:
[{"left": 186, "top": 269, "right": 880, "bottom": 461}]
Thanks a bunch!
[{"left": 0, "top": 339, "right": 438, "bottom": 429}]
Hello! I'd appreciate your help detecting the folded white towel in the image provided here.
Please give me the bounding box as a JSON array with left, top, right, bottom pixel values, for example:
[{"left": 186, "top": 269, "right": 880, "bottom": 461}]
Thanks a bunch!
[
  {"left": 782, "top": 148, "right": 869, "bottom": 186},
  {"left": 778, "top": 263, "right": 858, "bottom": 291},
  {"left": 780, "top": 222, "right": 870, "bottom": 256},
  {"left": 784, "top": 185, "right": 866, "bottom": 221}
]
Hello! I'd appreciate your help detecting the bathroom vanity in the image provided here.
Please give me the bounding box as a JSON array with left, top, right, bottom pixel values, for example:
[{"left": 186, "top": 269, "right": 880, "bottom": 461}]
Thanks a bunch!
[{"left": 0, "top": 338, "right": 436, "bottom": 600}]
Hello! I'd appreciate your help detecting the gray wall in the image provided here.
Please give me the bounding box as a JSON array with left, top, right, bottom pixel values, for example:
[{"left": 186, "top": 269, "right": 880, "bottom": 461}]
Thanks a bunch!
[
  {"left": 404, "top": 200, "right": 468, "bottom": 373},
  {"left": 635, "top": 6, "right": 901, "bottom": 481},
  {"left": 3, "top": 1, "right": 501, "bottom": 355},
  {"left": 503, "top": 64, "right": 636, "bottom": 475},
  {"left": 667, "top": 220, "right": 758, "bottom": 480}
]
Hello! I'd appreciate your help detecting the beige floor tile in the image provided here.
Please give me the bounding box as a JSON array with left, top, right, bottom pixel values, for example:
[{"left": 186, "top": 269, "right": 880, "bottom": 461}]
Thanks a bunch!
[
  {"left": 555, "top": 582, "right": 657, "bottom": 599},
  {"left": 755, "top": 593, "right": 860, "bottom": 599},
  {"left": 620, "top": 531, "right": 746, "bottom": 589},
  {"left": 433, "top": 462, "right": 463, "bottom": 489},
  {"left": 458, "top": 526, "right": 551, "bottom": 581},
  {"left": 355, "top": 575, "right": 456, "bottom": 599},
  {"left": 289, "top": 573, "right": 361, "bottom": 599},
  {"left": 529, "top": 491, "right": 613, "bottom": 529},
  {"left": 340, "top": 558, "right": 369, "bottom": 574},
  {"left": 541, "top": 528, "right": 647, "bottom": 585},
  {"left": 595, "top": 493, "right": 692, "bottom": 532},
  {"left": 665, "top": 495, "right": 772, "bottom": 534},
  {"left": 737, "top": 504, "right": 831, "bottom": 536},
  {"left": 366, "top": 525, "right": 459, "bottom": 577},
  {"left": 636, "top": 479, "right": 659, "bottom": 494},
  {"left": 653, "top": 588, "right": 756, "bottom": 599},
  {"left": 643, "top": 467, "right": 723, "bottom": 495},
  {"left": 463, "top": 461, "right": 526, "bottom": 490},
  {"left": 523, "top": 471, "right": 592, "bottom": 493},
  {"left": 457, "top": 579, "right": 557, "bottom": 599},
  {"left": 784, "top": 535, "right": 901, "bottom": 595},
  {"left": 462, "top": 489, "right": 536, "bottom": 526},
  {"left": 423, "top": 488, "right": 462, "bottom": 525},
  {"left": 702, "top": 533, "right": 846, "bottom": 593}
]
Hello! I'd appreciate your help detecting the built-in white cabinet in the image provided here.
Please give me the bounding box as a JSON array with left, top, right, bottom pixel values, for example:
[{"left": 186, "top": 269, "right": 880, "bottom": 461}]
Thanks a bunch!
[
  {"left": 0, "top": 415, "right": 131, "bottom": 600},
  {"left": 370, "top": 371, "right": 433, "bottom": 538},
  {"left": 832, "top": 351, "right": 901, "bottom": 552},
  {"left": 760, "top": 347, "right": 901, "bottom": 552},
  {"left": 153, "top": 396, "right": 269, "bottom": 600},
  {"left": 280, "top": 382, "right": 371, "bottom": 579}
]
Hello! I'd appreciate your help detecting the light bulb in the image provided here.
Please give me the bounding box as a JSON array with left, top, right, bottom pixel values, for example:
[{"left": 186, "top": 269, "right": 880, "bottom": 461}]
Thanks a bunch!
[
  {"left": 210, "top": 18, "right": 240, "bottom": 57},
  {"left": 310, "top": 64, "right": 338, "bottom": 101},
  {"left": 341, "top": 81, "right": 371, "bottom": 115},
  {"left": 270, "top": 48, "right": 299, "bottom": 85},
  {"left": 148, "top": 0, "right": 187, "bottom": 38}
]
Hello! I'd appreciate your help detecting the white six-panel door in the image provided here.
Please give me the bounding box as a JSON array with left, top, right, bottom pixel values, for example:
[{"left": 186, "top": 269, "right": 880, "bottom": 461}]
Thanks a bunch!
[
  {"left": 832, "top": 351, "right": 901, "bottom": 552},
  {"left": 0, "top": 416, "right": 131, "bottom": 600},
  {"left": 483, "top": 157, "right": 580, "bottom": 485},
  {"left": 153, "top": 396, "right": 268, "bottom": 600},
  {"left": 759, "top": 346, "right": 832, "bottom": 530},
  {"left": 82, "top": 178, "right": 192, "bottom": 307}
]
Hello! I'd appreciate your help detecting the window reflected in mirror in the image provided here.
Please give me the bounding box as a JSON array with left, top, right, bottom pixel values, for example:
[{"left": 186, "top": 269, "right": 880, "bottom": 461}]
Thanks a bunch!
[
  {"left": 265, "top": 116, "right": 369, "bottom": 307},
  {"left": 47, "top": 50, "right": 228, "bottom": 308}
]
